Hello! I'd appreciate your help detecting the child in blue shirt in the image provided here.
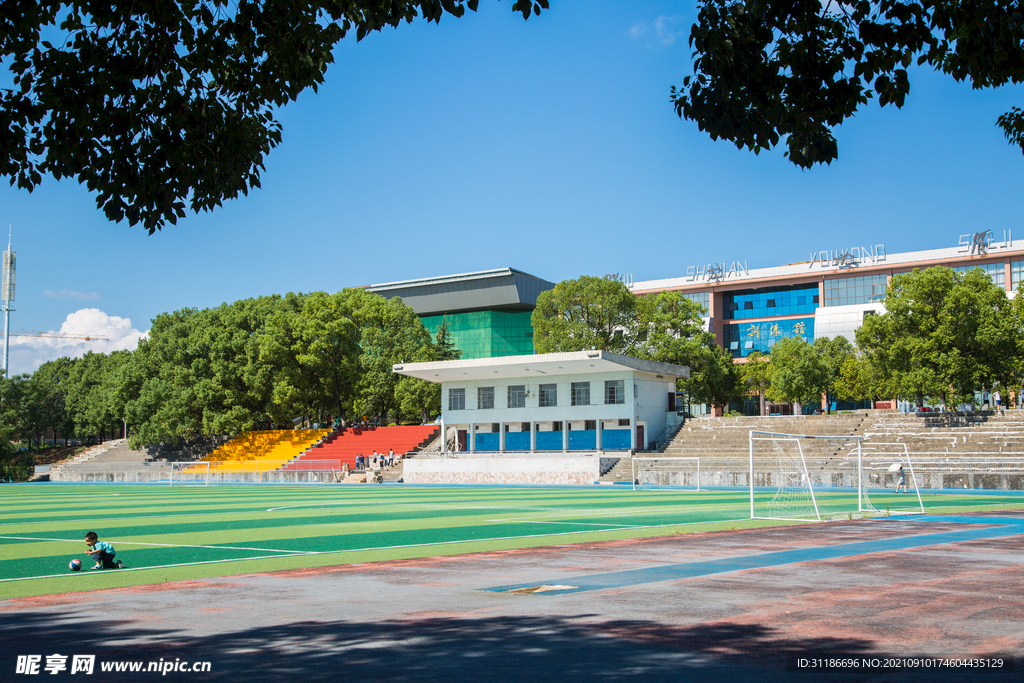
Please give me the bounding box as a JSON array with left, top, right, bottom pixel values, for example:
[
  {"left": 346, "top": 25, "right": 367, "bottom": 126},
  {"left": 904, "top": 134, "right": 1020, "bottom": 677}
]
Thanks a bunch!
[{"left": 85, "top": 531, "right": 124, "bottom": 570}]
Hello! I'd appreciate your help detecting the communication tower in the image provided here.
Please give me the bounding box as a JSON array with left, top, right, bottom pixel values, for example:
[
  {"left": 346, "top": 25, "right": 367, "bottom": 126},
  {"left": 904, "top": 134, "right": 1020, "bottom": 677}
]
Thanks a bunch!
[{"left": 1, "top": 225, "right": 14, "bottom": 379}]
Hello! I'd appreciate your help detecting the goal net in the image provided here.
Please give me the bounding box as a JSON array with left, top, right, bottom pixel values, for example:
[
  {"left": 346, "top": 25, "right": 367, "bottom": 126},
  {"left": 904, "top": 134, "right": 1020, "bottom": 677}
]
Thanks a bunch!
[
  {"left": 749, "top": 431, "right": 923, "bottom": 521},
  {"left": 632, "top": 457, "right": 700, "bottom": 491},
  {"left": 169, "top": 461, "right": 210, "bottom": 486}
]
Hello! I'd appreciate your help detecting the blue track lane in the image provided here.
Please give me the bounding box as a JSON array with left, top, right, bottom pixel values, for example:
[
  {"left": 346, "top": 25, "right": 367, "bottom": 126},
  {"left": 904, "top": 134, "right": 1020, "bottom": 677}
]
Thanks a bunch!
[{"left": 484, "top": 515, "right": 1024, "bottom": 595}]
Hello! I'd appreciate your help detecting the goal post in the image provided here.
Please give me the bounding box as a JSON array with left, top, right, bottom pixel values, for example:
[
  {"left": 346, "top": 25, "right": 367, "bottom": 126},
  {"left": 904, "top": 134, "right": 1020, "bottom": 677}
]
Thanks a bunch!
[
  {"left": 169, "top": 461, "right": 210, "bottom": 486},
  {"left": 749, "top": 430, "right": 923, "bottom": 521},
  {"left": 632, "top": 457, "right": 701, "bottom": 491}
]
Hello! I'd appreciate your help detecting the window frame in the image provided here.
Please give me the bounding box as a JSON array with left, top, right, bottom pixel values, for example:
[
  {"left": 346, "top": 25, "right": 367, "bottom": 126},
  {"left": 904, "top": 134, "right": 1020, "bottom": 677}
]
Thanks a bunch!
[
  {"left": 571, "top": 382, "right": 590, "bottom": 407},
  {"left": 507, "top": 384, "right": 526, "bottom": 409},
  {"left": 477, "top": 386, "right": 494, "bottom": 410},
  {"left": 448, "top": 388, "right": 465, "bottom": 411},
  {"left": 604, "top": 380, "right": 625, "bottom": 405}
]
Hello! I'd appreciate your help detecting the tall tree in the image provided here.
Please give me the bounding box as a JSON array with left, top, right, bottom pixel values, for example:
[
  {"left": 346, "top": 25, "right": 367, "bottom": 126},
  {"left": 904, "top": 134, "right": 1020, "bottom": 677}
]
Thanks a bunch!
[
  {"left": 856, "top": 266, "right": 1018, "bottom": 408},
  {"left": 261, "top": 291, "right": 360, "bottom": 423},
  {"left": 741, "top": 351, "right": 771, "bottom": 416},
  {"left": 532, "top": 276, "right": 648, "bottom": 355},
  {"left": 345, "top": 289, "right": 435, "bottom": 425},
  {"left": 813, "top": 335, "right": 856, "bottom": 413},
  {"left": 434, "top": 318, "right": 462, "bottom": 361},
  {"left": 768, "top": 337, "right": 828, "bottom": 414},
  {"left": 679, "top": 342, "right": 744, "bottom": 413},
  {"left": 675, "top": 0, "right": 1024, "bottom": 167},
  {"left": 1, "top": 1, "right": 548, "bottom": 233}
]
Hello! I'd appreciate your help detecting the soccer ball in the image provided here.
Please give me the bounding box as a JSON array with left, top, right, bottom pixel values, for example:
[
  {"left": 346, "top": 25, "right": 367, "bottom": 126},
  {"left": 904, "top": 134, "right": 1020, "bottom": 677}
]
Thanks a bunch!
[{"left": 69, "top": 559, "right": 82, "bottom": 571}]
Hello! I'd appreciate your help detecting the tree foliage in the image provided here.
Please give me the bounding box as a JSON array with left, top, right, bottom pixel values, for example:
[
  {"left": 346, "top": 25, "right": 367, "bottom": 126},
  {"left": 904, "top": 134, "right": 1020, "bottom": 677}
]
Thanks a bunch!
[
  {"left": 741, "top": 351, "right": 772, "bottom": 415},
  {"left": 532, "top": 276, "right": 651, "bottom": 355},
  {"left": 533, "top": 277, "right": 740, "bottom": 406},
  {"left": 813, "top": 335, "right": 856, "bottom": 413},
  {"left": 1, "top": 0, "right": 548, "bottom": 233},
  {"left": 767, "top": 337, "right": 827, "bottom": 410},
  {"left": 856, "top": 266, "right": 1018, "bottom": 407},
  {"left": 673, "top": 0, "right": 1024, "bottom": 167}
]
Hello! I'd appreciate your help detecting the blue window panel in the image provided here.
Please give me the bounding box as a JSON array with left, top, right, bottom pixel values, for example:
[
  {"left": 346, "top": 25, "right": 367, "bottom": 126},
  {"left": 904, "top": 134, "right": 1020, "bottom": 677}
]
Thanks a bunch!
[
  {"left": 568, "top": 430, "right": 597, "bottom": 450},
  {"left": 723, "top": 316, "right": 816, "bottom": 358},
  {"left": 505, "top": 432, "right": 530, "bottom": 451},
  {"left": 475, "top": 433, "right": 499, "bottom": 451},
  {"left": 536, "top": 431, "right": 563, "bottom": 450},
  {"left": 602, "top": 429, "right": 631, "bottom": 450}
]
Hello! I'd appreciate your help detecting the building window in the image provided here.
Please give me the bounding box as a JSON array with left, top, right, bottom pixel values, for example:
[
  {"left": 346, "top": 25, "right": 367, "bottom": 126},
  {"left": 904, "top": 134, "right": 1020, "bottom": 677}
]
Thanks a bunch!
[
  {"left": 680, "top": 291, "right": 710, "bottom": 314},
  {"left": 448, "top": 388, "right": 465, "bottom": 411},
  {"left": 722, "top": 284, "right": 819, "bottom": 320},
  {"left": 1011, "top": 261, "right": 1024, "bottom": 290},
  {"left": 953, "top": 263, "right": 1006, "bottom": 287},
  {"left": 618, "top": 418, "right": 631, "bottom": 427},
  {"left": 508, "top": 385, "right": 526, "bottom": 409},
  {"left": 723, "top": 317, "right": 815, "bottom": 358},
  {"left": 491, "top": 423, "right": 500, "bottom": 433},
  {"left": 539, "top": 383, "right": 557, "bottom": 407},
  {"left": 521, "top": 422, "right": 530, "bottom": 432},
  {"left": 478, "top": 387, "right": 494, "bottom": 410},
  {"left": 605, "top": 380, "right": 625, "bottom": 405},
  {"left": 552, "top": 421, "right": 562, "bottom": 431},
  {"left": 585, "top": 420, "right": 597, "bottom": 431},
  {"left": 571, "top": 382, "right": 590, "bottom": 406},
  {"left": 823, "top": 273, "right": 887, "bottom": 307}
]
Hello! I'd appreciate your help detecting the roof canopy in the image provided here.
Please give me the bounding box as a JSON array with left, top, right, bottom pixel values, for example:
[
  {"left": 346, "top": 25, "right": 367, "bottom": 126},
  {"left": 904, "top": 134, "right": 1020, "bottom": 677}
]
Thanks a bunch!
[
  {"left": 392, "top": 350, "right": 689, "bottom": 383},
  {"left": 367, "top": 267, "right": 555, "bottom": 316}
]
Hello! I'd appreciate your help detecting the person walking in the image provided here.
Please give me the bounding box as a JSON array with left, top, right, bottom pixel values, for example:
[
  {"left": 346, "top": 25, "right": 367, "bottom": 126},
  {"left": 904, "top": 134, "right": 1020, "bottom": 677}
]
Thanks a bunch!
[{"left": 894, "top": 465, "right": 907, "bottom": 493}]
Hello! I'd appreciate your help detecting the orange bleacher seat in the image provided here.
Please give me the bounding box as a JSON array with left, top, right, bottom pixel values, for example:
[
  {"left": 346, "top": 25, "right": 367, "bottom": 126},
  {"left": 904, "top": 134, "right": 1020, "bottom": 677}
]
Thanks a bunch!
[{"left": 202, "top": 429, "right": 331, "bottom": 473}]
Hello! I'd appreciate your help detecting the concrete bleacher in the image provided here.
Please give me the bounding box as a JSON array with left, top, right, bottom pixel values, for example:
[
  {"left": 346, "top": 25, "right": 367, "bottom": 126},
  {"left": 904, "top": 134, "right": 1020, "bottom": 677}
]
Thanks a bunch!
[
  {"left": 860, "top": 411, "right": 1024, "bottom": 489},
  {"left": 609, "top": 410, "right": 1024, "bottom": 490},
  {"left": 294, "top": 425, "right": 440, "bottom": 470}
]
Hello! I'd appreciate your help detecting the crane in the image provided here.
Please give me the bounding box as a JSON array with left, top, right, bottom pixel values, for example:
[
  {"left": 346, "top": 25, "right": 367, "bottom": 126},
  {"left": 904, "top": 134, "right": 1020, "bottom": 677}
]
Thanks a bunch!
[{"left": 10, "top": 330, "right": 109, "bottom": 342}]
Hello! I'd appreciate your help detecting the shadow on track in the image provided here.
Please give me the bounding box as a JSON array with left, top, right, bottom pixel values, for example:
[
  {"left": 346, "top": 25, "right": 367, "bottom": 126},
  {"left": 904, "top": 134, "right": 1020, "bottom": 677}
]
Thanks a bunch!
[{"left": 5, "top": 610, "right": 1004, "bottom": 682}]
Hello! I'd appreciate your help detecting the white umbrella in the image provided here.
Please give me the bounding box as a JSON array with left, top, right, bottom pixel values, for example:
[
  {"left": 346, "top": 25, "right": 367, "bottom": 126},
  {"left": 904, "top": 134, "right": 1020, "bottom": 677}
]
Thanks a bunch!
[{"left": 888, "top": 462, "right": 902, "bottom": 472}]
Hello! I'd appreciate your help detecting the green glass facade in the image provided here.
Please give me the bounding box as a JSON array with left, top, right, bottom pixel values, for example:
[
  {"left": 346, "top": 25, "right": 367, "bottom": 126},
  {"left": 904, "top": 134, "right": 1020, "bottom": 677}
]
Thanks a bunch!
[{"left": 421, "top": 310, "right": 535, "bottom": 359}]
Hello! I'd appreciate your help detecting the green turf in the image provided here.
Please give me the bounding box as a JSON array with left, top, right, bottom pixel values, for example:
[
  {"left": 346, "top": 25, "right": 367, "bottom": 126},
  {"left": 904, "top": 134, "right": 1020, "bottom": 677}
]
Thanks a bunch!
[{"left": 0, "top": 483, "right": 1021, "bottom": 599}]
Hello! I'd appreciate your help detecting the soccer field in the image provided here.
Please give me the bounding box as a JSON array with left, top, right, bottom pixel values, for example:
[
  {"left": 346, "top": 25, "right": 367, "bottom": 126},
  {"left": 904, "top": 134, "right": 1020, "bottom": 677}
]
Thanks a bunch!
[{"left": 1, "top": 483, "right": 1022, "bottom": 599}]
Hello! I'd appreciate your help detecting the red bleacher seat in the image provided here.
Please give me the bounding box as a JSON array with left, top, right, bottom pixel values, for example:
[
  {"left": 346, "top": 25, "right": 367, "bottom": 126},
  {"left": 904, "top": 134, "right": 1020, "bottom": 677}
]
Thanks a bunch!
[{"left": 282, "top": 425, "right": 439, "bottom": 470}]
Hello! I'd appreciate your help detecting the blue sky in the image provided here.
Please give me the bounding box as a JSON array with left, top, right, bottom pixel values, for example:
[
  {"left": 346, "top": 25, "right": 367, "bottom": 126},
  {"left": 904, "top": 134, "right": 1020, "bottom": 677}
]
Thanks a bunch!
[{"left": 2, "top": 0, "right": 1022, "bottom": 374}]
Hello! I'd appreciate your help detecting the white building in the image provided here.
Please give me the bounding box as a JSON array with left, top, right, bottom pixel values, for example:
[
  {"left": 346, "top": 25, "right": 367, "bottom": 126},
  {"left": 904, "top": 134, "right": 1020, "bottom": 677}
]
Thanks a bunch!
[{"left": 392, "top": 350, "right": 689, "bottom": 453}]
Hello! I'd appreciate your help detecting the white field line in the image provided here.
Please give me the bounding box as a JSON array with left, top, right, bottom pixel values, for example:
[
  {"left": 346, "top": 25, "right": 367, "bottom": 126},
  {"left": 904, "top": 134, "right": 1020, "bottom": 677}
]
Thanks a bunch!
[
  {"left": 2, "top": 499, "right": 613, "bottom": 527},
  {"left": 0, "top": 500, "right": 447, "bottom": 528},
  {"left": 488, "top": 503, "right": 749, "bottom": 523},
  {"left": 0, "top": 501, "right": 754, "bottom": 533},
  {"left": 0, "top": 535, "right": 311, "bottom": 554},
  {"left": 0, "top": 516, "right": 751, "bottom": 584}
]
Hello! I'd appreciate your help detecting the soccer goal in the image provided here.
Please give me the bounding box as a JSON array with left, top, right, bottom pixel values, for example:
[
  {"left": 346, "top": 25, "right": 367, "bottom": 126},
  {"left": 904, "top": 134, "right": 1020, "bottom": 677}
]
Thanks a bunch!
[
  {"left": 749, "top": 431, "right": 923, "bottom": 521},
  {"left": 169, "top": 461, "right": 210, "bottom": 486},
  {"left": 632, "top": 457, "right": 701, "bottom": 491}
]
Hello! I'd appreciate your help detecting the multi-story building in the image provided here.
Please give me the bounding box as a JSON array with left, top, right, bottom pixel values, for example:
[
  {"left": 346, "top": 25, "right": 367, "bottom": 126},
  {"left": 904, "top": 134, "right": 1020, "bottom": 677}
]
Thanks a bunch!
[
  {"left": 367, "top": 268, "right": 554, "bottom": 359},
  {"left": 632, "top": 230, "right": 1020, "bottom": 359}
]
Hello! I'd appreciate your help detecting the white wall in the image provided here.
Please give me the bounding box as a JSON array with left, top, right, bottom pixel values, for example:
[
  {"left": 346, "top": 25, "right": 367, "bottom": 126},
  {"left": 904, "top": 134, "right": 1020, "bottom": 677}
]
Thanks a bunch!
[
  {"left": 814, "top": 302, "right": 885, "bottom": 345},
  {"left": 404, "top": 456, "right": 601, "bottom": 485},
  {"left": 440, "top": 369, "right": 676, "bottom": 449}
]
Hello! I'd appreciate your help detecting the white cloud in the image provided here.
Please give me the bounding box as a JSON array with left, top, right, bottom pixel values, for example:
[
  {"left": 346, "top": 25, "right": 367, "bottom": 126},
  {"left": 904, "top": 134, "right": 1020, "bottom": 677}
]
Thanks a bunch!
[
  {"left": 44, "top": 289, "right": 101, "bottom": 300},
  {"left": 4, "top": 308, "right": 148, "bottom": 375},
  {"left": 629, "top": 14, "right": 687, "bottom": 46}
]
